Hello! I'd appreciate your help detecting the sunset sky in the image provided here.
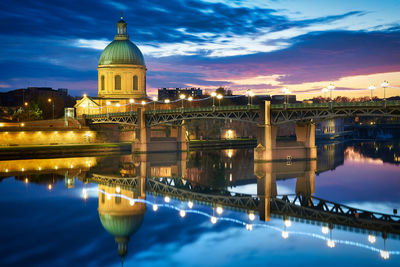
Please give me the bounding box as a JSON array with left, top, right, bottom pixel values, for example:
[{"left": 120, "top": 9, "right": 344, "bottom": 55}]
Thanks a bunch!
[{"left": 0, "top": 0, "right": 399, "bottom": 99}]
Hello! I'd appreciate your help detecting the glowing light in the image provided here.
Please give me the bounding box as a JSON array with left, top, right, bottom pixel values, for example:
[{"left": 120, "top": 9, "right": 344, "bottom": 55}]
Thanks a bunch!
[
  {"left": 164, "top": 99, "right": 170, "bottom": 104},
  {"left": 179, "top": 94, "right": 186, "bottom": 99},
  {"left": 106, "top": 194, "right": 111, "bottom": 200},
  {"left": 380, "top": 250, "right": 390, "bottom": 260},
  {"left": 152, "top": 96, "right": 158, "bottom": 101},
  {"left": 322, "top": 88, "right": 329, "bottom": 93},
  {"left": 129, "top": 98, "right": 134, "bottom": 103},
  {"left": 248, "top": 90, "right": 254, "bottom": 97},
  {"left": 21, "top": 168, "right": 24, "bottom": 172},
  {"left": 25, "top": 178, "right": 28, "bottom": 184},
  {"left": 216, "top": 206, "right": 223, "bottom": 215},
  {"left": 141, "top": 100, "right": 146, "bottom": 105},
  {"left": 327, "top": 239, "right": 335, "bottom": 248},
  {"left": 188, "top": 96, "right": 193, "bottom": 101},
  {"left": 48, "top": 98, "right": 52, "bottom": 103},
  {"left": 381, "top": 81, "right": 389, "bottom": 88},
  {"left": 83, "top": 93, "right": 87, "bottom": 98},
  {"left": 321, "top": 226, "right": 329, "bottom": 234},
  {"left": 211, "top": 92, "right": 217, "bottom": 97},
  {"left": 282, "top": 231, "right": 289, "bottom": 239},
  {"left": 82, "top": 189, "right": 87, "bottom": 195},
  {"left": 83, "top": 193, "right": 88, "bottom": 199},
  {"left": 20, "top": 123, "right": 25, "bottom": 127},
  {"left": 116, "top": 186, "right": 121, "bottom": 193},
  {"left": 106, "top": 101, "right": 111, "bottom": 106},
  {"left": 187, "top": 201, "right": 193, "bottom": 209},
  {"left": 368, "top": 85, "right": 376, "bottom": 90},
  {"left": 38, "top": 167, "right": 41, "bottom": 171},
  {"left": 327, "top": 84, "right": 335, "bottom": 90},
  {"left": 211, "top": 216, "right": 217, "bottom": 224},
  {"left": 54, "top": 166, "right": 58, "bottom": 170},
  {"left": 179, "top": 209, "right": 186, "bottom": 217},
  {"left": 152, "top": 204, "right": 158, "bottom": 211},
  {"left": 164, "top": 196, "right": 171, "bottom": 203},
  {"left": 0, "top": 123, "right": 3, "bottom": 127},
  {"left": 70, "top": 164, "right": 73, "bottom": 168},
  {"left": 129, "top": 199, "right": 135, "bottom": 206},
  {"left": 284, "top": 219, "right": 291, "bottom": 228},
  {"left": 217, "top": 94, "right": 223, "bottom": 100},
  {"left": 116, "top": 103, "right": 120, "bottom": 107},
  {"left": 368, "top": 234, "right": 376, "bottom": 244},
  {"left": 246, "top": 224, "right": 253, "bottom": 231},
  {"left": 282, "top": 88, "right": 290, "bottom": 94},
  {"left": 248, "top": 212, "right": 255, "bottom": 221},
  {"left": 48, "top": 184, "right": 52, "bottom": 190},
  {"left": 5, "top": 169, "right": 8, "bottom": 173}
]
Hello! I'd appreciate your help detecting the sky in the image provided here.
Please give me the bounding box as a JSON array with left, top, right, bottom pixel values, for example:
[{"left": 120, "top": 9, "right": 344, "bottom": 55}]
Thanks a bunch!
[{"left": 0, "top": 0, "right": 400, "bottom": 99}]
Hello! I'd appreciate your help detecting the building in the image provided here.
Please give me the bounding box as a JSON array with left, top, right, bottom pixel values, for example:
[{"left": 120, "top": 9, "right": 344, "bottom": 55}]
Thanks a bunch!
[
  {"left": 0, "top": 87, "right": 69, "bottom": 107},
  {"left": 75, "top": 15, "right": 147, "bottom": 116},
  {"left": 271, "top": 95, "right": 297, "bottom": 104},
  {"left": 158, "top": 88, "right": 203, "bottom": 101}
]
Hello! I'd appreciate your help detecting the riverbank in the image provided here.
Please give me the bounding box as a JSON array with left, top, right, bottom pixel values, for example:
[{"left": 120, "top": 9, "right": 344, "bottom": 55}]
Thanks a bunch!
[
  {"left": 0, "top": 143, "right": 131, "bottom": 160},
  {"left": 189, "top": 139, "right": 256, "bottom": 149}
]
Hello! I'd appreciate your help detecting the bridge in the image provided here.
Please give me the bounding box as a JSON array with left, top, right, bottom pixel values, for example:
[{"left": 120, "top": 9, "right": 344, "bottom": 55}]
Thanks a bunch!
[
  {"left": 81, "top": 100, "right": 400, "bottom": 159},
  {"left": 85, "top": 100, "right": 400, "bottom": 126},
  {"left": 86, "top": 175, "right": 400, "bottom": 237}
]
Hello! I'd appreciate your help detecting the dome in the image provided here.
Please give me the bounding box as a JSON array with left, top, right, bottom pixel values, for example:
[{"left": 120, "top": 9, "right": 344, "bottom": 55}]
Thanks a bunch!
[
  {"left": 99, "top": 40, "right": 145, "bottom": 66},
  {"left": 99, "top": 213, "right": 144, "bottom": 237}
]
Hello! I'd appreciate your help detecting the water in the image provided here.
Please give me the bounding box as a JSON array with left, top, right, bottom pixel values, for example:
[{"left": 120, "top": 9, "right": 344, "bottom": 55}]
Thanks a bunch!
[{"left": 0, "top": 141, "right": 399, "bottom": 266}]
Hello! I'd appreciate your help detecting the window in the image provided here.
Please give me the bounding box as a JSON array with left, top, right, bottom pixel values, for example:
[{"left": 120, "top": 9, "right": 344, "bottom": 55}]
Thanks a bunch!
[
  {"left": 133, "top": 75, "right": 138, "bottom": 90},
  {"left": 115, "top": 75, "right": 121, "bottom": 90},
  {"left": 101, "top": 75, "right": 105, "bottom": 90}
]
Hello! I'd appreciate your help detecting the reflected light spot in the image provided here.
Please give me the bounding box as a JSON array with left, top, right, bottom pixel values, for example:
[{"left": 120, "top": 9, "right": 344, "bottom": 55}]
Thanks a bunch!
[
  {"left": 216, "top": 206, "right": 223, "bottom": 215},
  {"left": 129, "top": 199, "right": 135, "bottom": 206},
  {"left": 321, "top": 226, "right": 329, "bottom": 234},
  {"left": 48, "top": 184, "right": 52, "bottom": 190},
  {"left": 107, "top": 194, "right": 111, "bottom": 200},
  {"left": 187, "top": 201, "right": 193, "bottom": 209},
  {"left": 380, "top": 250, "right": 390, "bottom": 260},
  {"left": 179, "top": 210, "right": 186, "bottom": 218},
  {"left": 282, "top": 231, "right": 289, "bottom": 239},
  {"left": 248, "top": 212, "right": 255, "bottom": 221},
  {"left": 116, "top": 186, "right": 121, "bottom": 193},
  {"left": 327, "top": 239, "right": 335, "bottom": 248},
  {"left": 284, "top": 219, "right": 291, "bottom": 227},
  {"left": 152, "top": 204, "right": 158, "bottom": 211},
  {"left": 211, "top": 216, "right": 217, "bottom": 224},
  {"left": 25, "top": 178, "right": 28, "bottom": 184},
  {"left": 164, "top": 196, "right": 170, "bottom": 203},
  {"left": 368, "top": 234, "right": 376, "bottom": 244},
  {"left": 246, "top": 224, "right": 253, "bottom": 231}
]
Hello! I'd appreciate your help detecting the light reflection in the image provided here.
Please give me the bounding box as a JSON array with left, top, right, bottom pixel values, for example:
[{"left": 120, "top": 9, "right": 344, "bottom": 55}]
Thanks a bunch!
[
  {"left": 164, "top": 196, "right": 171, "bottom": 203},
  {"left": 380, "top": 250, "right": 390, "bottom": 260},
  {"left": 322, "top": 226, "right": 329, "bottom": 234},
  {"left": 216, "top": 206, "right": 223, "bottom": 215},
  {"left": 187, "top": 201, "right": 193, "bottom": 209},
  {"left": 282, "top": 231, "right": 289, "bottom": 239},
  {"left": 179, "top": 210, "right": 186, "bottom": 218},
  {"left": 48, "top": 184, "right": 52, "bottom": 190},
  {"left": 368, "top": 234, "right": 376, "bottom": 244},
  {"left": 211, "top": 216, "right": 217, "bottom": 224},
  {"left": 248, "top": 212, "right": 255, "bottom": 221},
  {"left": 129, "top": 199, "right": 135, "bottom": 206},
  {"left": 246, "top": 224, "right": 253, "bottom": 231},
  {"left": 284, "top": 219, "right": 292, "bottom": 228},
  {"left": 327, "top": 239, "right": 336, "bottom": 248},
  {"left": 152, "top": 204, "right": 158, "bottom": 211}
]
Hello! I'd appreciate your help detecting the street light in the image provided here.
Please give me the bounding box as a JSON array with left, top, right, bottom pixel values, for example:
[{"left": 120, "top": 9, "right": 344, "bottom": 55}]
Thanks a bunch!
[
  {"left": 164, "top": 99, "right": 170, "bottom": 109},
  {"left": 179, "top": 94, "right": 186, "bottom": 109},
  {"left": 152, "top": 96, "right": 158, "bottom": 111},
  {"left": 24, "top": 102, "right": 30, "bottom": 121},
  {"left": 129, "top": 98, "right": 134, "bottom": 112},
  {"left": 322, "top": 88, "right": 328, "bottom": 99},
  {"left": 217, "top": 94, "right": 223, "bottom": 106},
  {"left": 188, "top": 96, "right": 193, "bottom": 107},
  {"left": 247, "top": 89, "right": 254, "bottom": 106},
  {"left": 48, "top": 98, "right": 54, "bottom": 119},
  {"left": 368, "top": 85, "right": 376, "bottom": 101},
  {"left": 106, "top": 101, "right": 111, "bottom": 115},
  {"left": 283, "top": 88, "right": 291, "bottom": 104},
  {"left": 116, "top": 103, "right": 120, "bottom": 112},
  {"left": 141, "top": 100, "right": 146, "bottom": 107},
  {"left": 327, "top": 84, "right": 335, "bottom": 101},
  {"left": 211, "top": 92, "right": 217, "bottom": 108},
  {"left": 381, "top": 81, "right": 389, "bottom": 100}
]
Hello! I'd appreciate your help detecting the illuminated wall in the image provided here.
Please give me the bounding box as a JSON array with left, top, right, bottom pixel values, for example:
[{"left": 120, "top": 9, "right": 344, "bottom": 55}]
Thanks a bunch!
[{"left": 0, "top": 130, "right": 98, "bottom": 146}]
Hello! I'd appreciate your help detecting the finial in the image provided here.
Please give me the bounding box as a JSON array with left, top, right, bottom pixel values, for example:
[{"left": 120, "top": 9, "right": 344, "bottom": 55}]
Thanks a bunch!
[{"left": 121, "top": 10, "right": 123, "bottom": 20}]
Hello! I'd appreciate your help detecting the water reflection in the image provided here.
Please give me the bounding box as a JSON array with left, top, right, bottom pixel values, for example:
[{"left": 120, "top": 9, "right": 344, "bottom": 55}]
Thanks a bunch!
[{"left": 1, "top": 141, "right": 400, "bottom": 265}]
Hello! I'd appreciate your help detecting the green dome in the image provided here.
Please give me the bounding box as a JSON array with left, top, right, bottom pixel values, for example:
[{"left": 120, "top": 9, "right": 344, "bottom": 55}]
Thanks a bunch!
[
  {"left": 99, "top": 213, "right": 144, "bottom": 237},
  {"left": 98, "top": 40, "right": 145, "bottom": 66}
]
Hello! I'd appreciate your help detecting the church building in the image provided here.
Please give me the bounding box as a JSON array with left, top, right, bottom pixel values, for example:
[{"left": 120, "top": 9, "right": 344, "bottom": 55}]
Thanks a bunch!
[{"left": 75, "top": 15, "right": 147, "bottom": 116}]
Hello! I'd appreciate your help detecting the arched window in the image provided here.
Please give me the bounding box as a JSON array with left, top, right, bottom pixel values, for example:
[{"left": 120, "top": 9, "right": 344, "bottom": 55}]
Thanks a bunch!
[
  {"left": 101, "top": 75, "right": 105, "bottom": 91},
  {"left": 133, "top": 75, "right": 138, "bottom": 90},
  {"left": 115, "top": 75, "right": 121, "bottom": 90}
]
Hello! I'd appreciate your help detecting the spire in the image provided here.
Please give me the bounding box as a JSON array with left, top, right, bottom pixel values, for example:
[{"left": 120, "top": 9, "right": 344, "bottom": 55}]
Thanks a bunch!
[{"left": 121, "top": 10, "right": 123, "bottom": 20}]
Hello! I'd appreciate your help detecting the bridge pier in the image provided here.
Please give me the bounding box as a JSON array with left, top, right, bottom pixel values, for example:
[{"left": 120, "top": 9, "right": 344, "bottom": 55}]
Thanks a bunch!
[
  {"left": 133, "top": 107, "right": 149, "bottom": 153},
  {"left": 255, "top": 101, "right": 317, "bottom": 162},
  {"left": 255, "top": 162, "right": 277, "bottom": 222}
]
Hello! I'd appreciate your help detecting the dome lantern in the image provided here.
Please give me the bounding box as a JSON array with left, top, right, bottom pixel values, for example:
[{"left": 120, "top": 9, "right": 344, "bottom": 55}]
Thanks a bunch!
[{"left": 116, "top": 11, "right": 128, "bottom": 40}]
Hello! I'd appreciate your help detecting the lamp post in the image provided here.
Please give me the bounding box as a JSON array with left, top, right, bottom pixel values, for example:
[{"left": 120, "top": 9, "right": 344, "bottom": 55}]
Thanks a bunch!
[
  {"left": 106, "top": 101, "right": 111, "bottom": 115},
  {"left": 129, "top": 98, "right": 134, "bottom": 112},
  {"left": 179, "top": 94, "right": 186, "bottom": 109},
  {"left": 152, "top": 96, "right": 158, "bottom": 111},
  {"left": 327, "top": 84, "right": 335, "bottom": 102},
  {"left": 24, "top": 102, "right": 30, "bottom": 121},
  {"left": 188, "top": 96, "right": 193, "bottom": 107},
  {"left": 165, "top": 99, "right": 170, "bottom": 110},
  {"left": 217, "top": 94, "right": 223, "bottom": 106},
  {"left": 116, "top": 103, "right": 120, "bottom": 112},
  {"left": 249, "top": 90, "right": 254, "bottom": 105},
  {"left": 381, "top": 81, "right": 389, "bottom": 100},
  {"left": 368, "top": 85, "right": 376, "bottom": 101},
  {"left": 48, "top": 98, "right": 54, "bottom": 119},
  {"left": 322, "top": 88, "right": 328, "bottom": 99},
  {"left": 282, "top": 88, "right": 291, "bottom": 104},
  {"left": 211, "top": 92, "right": 217, "bottom": 108}
]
